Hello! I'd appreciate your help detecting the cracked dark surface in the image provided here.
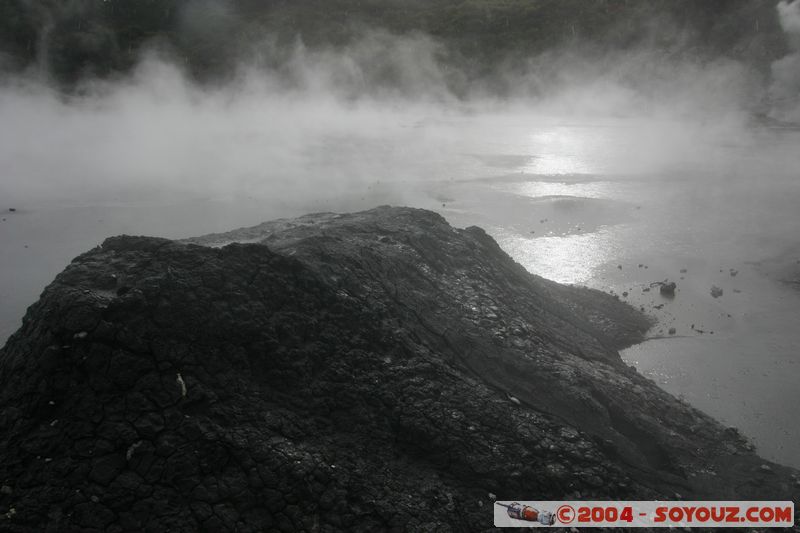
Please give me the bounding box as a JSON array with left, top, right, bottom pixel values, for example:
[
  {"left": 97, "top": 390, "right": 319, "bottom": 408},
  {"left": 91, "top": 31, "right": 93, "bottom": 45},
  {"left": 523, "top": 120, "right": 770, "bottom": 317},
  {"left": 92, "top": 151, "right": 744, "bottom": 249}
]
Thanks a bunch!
[{"left": 0, "top": 206, "right": 797, "bottom": 532}]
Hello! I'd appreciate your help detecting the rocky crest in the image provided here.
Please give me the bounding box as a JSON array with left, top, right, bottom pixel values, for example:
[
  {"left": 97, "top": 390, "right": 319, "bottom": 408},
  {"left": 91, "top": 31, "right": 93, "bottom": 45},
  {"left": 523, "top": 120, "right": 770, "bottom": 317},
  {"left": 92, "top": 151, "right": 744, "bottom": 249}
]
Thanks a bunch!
[{"left": 0, "top": 206, "right": 797, "bottom": 532}]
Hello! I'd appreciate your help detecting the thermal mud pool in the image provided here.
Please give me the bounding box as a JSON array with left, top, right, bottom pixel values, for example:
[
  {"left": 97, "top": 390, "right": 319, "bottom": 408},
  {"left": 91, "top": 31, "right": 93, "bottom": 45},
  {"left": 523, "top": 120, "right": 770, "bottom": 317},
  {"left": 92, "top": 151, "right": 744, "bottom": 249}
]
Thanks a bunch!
[{"left": 2, "top": 112, "right": 800, "bottom": 468}]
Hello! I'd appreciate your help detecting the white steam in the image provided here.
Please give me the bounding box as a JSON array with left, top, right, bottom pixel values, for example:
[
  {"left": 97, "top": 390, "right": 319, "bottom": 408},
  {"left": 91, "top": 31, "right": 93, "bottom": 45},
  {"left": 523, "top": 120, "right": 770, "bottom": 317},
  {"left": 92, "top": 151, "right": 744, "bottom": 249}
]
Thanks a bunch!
[
  {"left": 778, "top": 0, "right": 800, "bottom": 38},
  {"left": 0, "top": 28, "right": 776, "bottom": 215},
  {"left": 770, "top": 0, "right": 800, "bottom": 120}
]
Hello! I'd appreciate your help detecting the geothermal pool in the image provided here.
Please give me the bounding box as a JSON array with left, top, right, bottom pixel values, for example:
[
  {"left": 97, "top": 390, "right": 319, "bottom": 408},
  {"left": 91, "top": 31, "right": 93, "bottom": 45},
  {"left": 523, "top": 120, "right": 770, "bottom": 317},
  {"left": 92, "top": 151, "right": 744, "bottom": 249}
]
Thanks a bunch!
[{"left": 2, "top": 111, "right": 799, "bottom": 467}]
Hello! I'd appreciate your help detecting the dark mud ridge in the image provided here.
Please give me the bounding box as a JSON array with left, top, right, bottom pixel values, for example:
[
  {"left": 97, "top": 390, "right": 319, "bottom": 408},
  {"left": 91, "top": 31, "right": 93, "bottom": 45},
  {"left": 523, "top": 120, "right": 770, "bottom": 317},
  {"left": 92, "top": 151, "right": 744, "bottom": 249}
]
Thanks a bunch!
[{"left": 0, "top": 206, "right": 797, "bottom": 532}]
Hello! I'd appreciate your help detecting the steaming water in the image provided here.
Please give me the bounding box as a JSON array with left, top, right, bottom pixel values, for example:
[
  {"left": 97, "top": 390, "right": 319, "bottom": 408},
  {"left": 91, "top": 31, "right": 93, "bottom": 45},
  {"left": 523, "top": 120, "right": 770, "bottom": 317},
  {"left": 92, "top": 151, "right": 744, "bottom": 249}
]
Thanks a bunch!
[
  {"left": 2, "top": 110, "right": 800, "bottom": 468},
  {"left": 433, "top": 117, "right": 800, "bottom": 469}
]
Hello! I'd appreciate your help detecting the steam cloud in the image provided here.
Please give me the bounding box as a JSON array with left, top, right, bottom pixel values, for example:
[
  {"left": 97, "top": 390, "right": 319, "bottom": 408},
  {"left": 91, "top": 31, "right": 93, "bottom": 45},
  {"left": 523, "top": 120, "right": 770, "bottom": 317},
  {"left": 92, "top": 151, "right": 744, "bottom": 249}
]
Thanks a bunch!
[
  {"left": 0, "top": 14, "right": 790, "bottom": 215},
  {"left": 770, "top": 0, "right": 800, "bottom": 120}
]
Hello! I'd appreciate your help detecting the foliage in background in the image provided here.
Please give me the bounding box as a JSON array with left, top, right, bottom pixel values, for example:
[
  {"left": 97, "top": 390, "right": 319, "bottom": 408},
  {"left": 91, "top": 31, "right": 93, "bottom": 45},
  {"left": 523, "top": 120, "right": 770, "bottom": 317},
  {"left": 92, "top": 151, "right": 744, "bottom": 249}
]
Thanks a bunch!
[{"left": 0, "top": 0, "right": 790, "bottom": 88}]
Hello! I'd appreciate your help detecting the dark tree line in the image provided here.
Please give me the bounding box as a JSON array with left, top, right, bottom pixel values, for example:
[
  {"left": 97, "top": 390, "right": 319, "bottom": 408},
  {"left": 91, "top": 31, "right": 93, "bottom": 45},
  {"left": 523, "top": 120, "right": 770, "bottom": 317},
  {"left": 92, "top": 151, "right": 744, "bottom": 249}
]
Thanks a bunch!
[{"left": 0, "top": 0, "right": 790, "bottom": 86}]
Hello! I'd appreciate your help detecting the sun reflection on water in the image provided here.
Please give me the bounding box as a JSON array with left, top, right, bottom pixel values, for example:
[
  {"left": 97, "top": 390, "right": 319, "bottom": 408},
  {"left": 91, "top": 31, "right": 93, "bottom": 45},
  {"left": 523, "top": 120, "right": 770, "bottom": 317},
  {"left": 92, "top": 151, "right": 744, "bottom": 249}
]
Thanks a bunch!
[
  {"left": 497, "top": 227, "right": 620, "bottom": 285},
  {"left": 494, "top": 180, "right": 615, "bottom": 200},
  {"left": 521, "top": 127, "right": 611, "bottom": 175},
  {"left": 522, "top": 154, "right": 592, "bottom": 175}
]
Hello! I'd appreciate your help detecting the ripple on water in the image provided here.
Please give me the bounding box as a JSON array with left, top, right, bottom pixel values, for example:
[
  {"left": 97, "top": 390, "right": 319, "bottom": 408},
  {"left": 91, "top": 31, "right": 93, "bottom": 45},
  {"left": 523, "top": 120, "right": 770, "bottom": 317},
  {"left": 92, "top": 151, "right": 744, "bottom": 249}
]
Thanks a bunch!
[
  {"left": 493, "top": 179, "right": 616, "bottom": 200},
  {"left": 497, "top": 227, "right": 621, "bottom": 285}
]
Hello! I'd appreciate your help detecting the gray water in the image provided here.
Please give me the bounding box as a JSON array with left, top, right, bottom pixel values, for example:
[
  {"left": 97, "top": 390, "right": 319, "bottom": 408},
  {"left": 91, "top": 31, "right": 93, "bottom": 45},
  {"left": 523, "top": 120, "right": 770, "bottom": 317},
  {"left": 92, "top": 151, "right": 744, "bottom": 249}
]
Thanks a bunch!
[{"left": 2, "top": 109, "right": 799, "bottom": 467}]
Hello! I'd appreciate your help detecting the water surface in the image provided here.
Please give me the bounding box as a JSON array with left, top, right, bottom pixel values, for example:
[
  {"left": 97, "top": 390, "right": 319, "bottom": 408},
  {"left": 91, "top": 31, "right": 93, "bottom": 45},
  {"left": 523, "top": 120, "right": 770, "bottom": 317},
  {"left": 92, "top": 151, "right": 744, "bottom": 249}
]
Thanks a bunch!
[{"left": 2, "top": 112, "right": 799, "bottom": 467}]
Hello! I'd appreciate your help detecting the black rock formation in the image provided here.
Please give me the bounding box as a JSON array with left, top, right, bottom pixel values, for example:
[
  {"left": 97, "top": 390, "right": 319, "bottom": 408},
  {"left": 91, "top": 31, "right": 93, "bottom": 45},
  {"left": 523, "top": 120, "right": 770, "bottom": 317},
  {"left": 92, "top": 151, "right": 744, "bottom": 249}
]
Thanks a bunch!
[
  {"left": 659, "top": 281, "right": 677, "bottom": 297},
  {"left": 0, "top": 206, "right": 797, "bottom": 532}
]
